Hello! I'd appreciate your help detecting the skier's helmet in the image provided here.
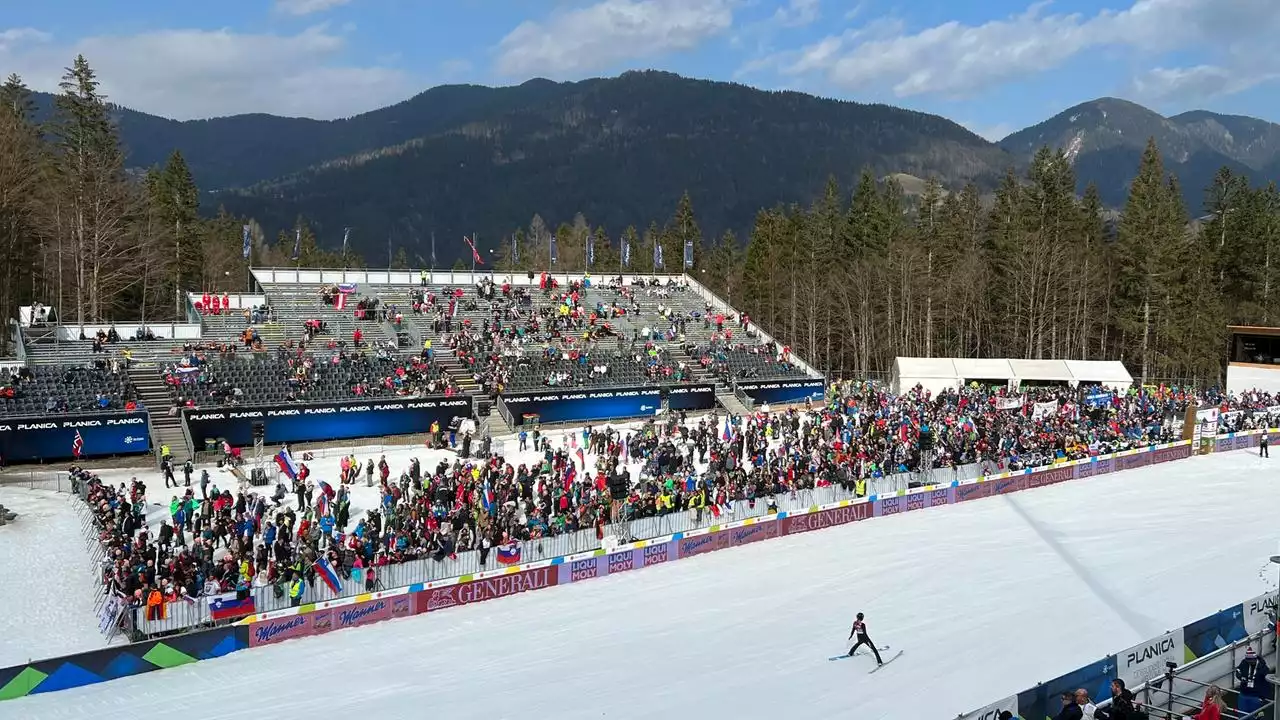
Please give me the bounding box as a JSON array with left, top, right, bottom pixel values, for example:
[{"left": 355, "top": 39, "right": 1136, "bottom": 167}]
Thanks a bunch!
[{"left": 856, "top": 612, "right": 864, "bottom": 620}]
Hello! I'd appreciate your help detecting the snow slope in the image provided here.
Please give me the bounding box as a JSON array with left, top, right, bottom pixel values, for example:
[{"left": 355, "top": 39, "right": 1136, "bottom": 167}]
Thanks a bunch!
[
  {"left": 0, "top": 488, "right": 106, "bottom": 666},
  {"left": 6, "top": 449, "right": 1277, "bottom": 720}
]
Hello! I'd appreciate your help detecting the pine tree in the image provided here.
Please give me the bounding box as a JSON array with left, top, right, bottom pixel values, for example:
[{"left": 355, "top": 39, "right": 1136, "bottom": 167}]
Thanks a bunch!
[
  {"left": 669, "top": 191, "right": 703, "bottom": 270},
  {"left": 1115, "top": 139, "right": 1184, "bottom": 382}
]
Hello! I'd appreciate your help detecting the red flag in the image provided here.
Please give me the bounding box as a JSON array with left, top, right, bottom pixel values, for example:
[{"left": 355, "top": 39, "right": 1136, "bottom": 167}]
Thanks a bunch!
[
  {"left": 464, "top": 235, "right": 484, "bottom": 265},
  {"left": 334, "top": 293, "right": 347, "bottom": 311},
  {"left": 72, "top": 430, "right": 84, "bottom": 458}
]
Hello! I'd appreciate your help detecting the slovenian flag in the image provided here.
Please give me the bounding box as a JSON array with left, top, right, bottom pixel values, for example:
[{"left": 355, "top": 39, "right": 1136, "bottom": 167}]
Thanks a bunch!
[
  {"left": 337, "top": 282, "right": 358, "bottom": 294},
  {"left": 496, "top": 542, "right": 521, "bottom": 565},
  {"left": 313, "top": 556, "right": 342, "bottom": 594},
  {"left": 480, "top": 479, "right": 494, "bottom": 515},
  {"left": 274, "top": 449, "right": 299, "bottom": 479},
  {"left": 208, "top": 592, "right": 256, "bottom": 621},
  {"left": 722, "top": 420, "right": 731, "bottom": 442}
]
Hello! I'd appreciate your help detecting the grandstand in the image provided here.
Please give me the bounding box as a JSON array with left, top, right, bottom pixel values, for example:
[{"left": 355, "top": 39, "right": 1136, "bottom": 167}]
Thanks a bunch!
[{"left": 2, "top": 269, "right": 824, "bottom": 466}]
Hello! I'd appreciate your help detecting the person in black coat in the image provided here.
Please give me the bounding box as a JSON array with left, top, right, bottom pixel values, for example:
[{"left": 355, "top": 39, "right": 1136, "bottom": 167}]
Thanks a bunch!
[{"left": 1236, "top": 646, "right": 1271, "bottom": 716}]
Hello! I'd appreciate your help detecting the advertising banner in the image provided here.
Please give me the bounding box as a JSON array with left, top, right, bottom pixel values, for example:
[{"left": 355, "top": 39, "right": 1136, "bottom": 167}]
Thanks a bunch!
[
  {"left": 1075, "top": 457, "right": 1114, "bottom": 479},
  {"left": 1151, "top": 444, "right": 1193, "bottom": 463},
  {"left": 1026, "top": 466, "right": 1074, "bottom": 489},
  {"left": 666, "top": 384, "right": 717, "bottom": 412},
  {"left": 780, "top": 502, "right": 871, "bottom": 535},
  {"left": 1115, "top": 451, "right": 1154, "bottom": 472},
  {"left": 728, "top": 521, "right": 778, "bottom": 547},
  {"left": 1243, "top": 590, "right": 1278, "bottom": 638},
  {"left": 1183, "top": 604, "right": 1247, "bottom": 660},
  {"left": 877, "top": 496, "right": 902, "bottom": 517},
  {"left": 678, "top": 530, "right": 733, "bottom": 558},
  {"left": 184, "top": 396, "right": 471, "bottom": 447},
  {"left": 994, "top": 475, "right": 1026, "bottom": 495},
  {"left": 1016, "top": 655, "right": 1117, "bottom": 720},
  {"left": 642, "top": 542, "right": 672, "bottom": 567},
  {"left": 418, "top": 567, "right": 557, "bottom": 613},
  {"left": 956, "top": 481, "right": 994, "bottom": 503},
  {"left": 249, "top": 614, "right": 315, "bottom": 648},
  {"left": 1117, "top": 628, "right": 1185, "bottom": 689},
  {"left": 0, "top": 410, "right": 150, "bottom": 463},
  {"left": 500, "top": 387, "right": 664, "bottom": 426},
  {"left": 735, "top": 379, "right": 825, "bottom": 406},
  {"left": 959, "top": 694, "right": 1020, "bottom": 720}
]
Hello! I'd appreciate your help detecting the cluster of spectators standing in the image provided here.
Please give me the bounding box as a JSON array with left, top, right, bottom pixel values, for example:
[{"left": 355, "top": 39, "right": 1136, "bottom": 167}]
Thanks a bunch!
[{"left": 77, "top": 379, "right": 1280, "bottom": 640}]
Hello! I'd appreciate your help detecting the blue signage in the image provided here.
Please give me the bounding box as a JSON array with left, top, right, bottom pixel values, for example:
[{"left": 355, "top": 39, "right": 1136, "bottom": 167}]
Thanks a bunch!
[
  {"left": 736, "top": 379, "right": 825, "bottom": 405},
  {"left": 500, "top": 384, "right": 716, "bottom": 427},
  {"left": 183, "top": 396, "right": 473, "bottom": 447},
  {"left": 0, "top": 411, "right": 151, "bottom": 463}
]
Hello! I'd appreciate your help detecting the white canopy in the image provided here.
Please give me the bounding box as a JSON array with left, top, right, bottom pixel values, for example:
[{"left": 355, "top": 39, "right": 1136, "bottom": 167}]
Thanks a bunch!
[
  {"left": 1063, "top": 360, "right": 1134, "bottom": 389},
  {"left": 892, "top": 357, "right": 1135, "bottom": 394},
  {"left": 1008, "top": 359, "right": 1075, "bottom": 384}
]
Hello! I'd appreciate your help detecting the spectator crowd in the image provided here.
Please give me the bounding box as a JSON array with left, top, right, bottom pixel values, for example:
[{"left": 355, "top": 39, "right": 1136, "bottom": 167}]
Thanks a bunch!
[{"left": 75, "top": 378, "right": 1280, "bottom": 635}]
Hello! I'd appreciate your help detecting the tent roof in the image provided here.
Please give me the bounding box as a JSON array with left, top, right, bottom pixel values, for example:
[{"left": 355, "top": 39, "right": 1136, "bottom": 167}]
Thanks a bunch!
[
  {"left": 893, "top": 357, "right": 959, "bottom": 379},
  {"left": 1062, "top": 360, "right": 1133, "bottom": 385},
  {"left": 1007, "top": 359, "right": 1074, "bottom": 382},
  {"left": 953, "top": 358, "right": 1015, "bottom": 380}
]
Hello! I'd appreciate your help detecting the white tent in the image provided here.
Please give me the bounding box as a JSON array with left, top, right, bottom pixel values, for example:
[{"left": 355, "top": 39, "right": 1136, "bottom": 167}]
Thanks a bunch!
[
  {"left": 1008, "top": 359, "right": 1075, "bottom": 385},
  {"left": 953, "top": 359, "right": 1016, "bottom": 386},
  {"left": 1063, "top": 360, "right": 1134, "bottom": 390},
  {"left": 891, "top": 357, "right": 960, "bottom": 395}
]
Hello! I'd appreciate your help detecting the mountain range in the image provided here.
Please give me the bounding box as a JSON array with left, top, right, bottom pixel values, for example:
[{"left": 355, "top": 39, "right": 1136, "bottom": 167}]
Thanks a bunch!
[{"left": 30, "top": 71, "right": 1280, "bottom": 263}]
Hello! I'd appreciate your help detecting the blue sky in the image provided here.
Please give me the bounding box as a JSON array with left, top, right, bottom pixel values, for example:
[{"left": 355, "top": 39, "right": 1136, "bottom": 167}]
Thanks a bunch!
[{"left": 1, "top": 0, "right": 1276, "bottom": 140}]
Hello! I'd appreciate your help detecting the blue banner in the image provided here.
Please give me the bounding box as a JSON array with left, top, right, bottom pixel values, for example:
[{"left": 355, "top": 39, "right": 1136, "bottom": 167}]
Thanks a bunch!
[
  {"left": 587, "top": 234, "right": 595, "bottom": 267},
  {"left": 684, "top": 239, "right": 693, "bottom": 268},
  {"left": 736, "top": 379, "right": 825, "bottom": 405},
  {"left": 500, "top": 384, "right": 715, "bottom": 426},
  {"left": 550, "top": 236, "right": 558, "bottom": 265},
  {"left": 1016, "top": 655, "right": 1117, "bottom": 720},
  {"left": 0, "top": 411, "right": 151, "bottom": 463},
  {"left": 1085, "top": 390, "right": 1111, "bottom": 408},
  {"left": 241, "top": 225, "right": 251, "bottom": 259},
  {"left": 622, "top": 238, "right": 630, "bottom": 267},
  {"left": 1183, "top": 604, "right": 1246, "bottom": 660},
  {"left": 184, "top": 396, "right": 472, "bottom": 447}
]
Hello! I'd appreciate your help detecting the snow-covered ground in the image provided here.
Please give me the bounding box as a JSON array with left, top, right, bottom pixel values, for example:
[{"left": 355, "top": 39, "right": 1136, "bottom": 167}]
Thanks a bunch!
[
  {"left": 0, "top": 488, "right": 107, "bottom": 666},
  {"left": 7, "top": 448, "right": 1277, "bottom": 720}
]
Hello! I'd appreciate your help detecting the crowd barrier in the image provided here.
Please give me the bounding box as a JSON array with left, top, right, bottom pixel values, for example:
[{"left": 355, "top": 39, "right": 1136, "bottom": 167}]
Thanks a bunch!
[
  {"left": 0, "top": 410, "right": 151, "bottom": 463},
  {"left": 497, "top": 383, "right": 716, "bottom": 427},
  {"left": 3, "top": 430, "right": 1267, "bottom": 703},
  {"left": 960, "top": 587, "right": 1279, "bottom": 720},
  {"left": 735, "top": 378, "right": 826, "bottom": 406},
  {"left": 182, "top": 396, "right": 473, "bottom": 447},
  {"left": 959, "top": 427, "right": 1280, "bottom": 720}
]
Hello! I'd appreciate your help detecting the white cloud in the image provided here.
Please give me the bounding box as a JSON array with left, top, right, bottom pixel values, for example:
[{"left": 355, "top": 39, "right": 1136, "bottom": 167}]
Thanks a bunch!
[
  {"left": 494, "top": 0, "right": 734, "bottom": 78},
  {"left": 273, "top": 0, "right": 352, "bottom": 17},
  {"left": 0, "top": 28, "right": 50, "bottom": 52},
  {"left": 739, "top": 0, "right": 1280, "bottom": 103},
  {"left": 1128, "top": 65, "right": 1280, "bottom": 106},
  {"left": 772, "top": 0, "right": 820, "bottom": 28},
  {"left": 0, "top": 25, "right": 413, "bottom": 120},
  {"left": 961, "top": 121, "right": 1015, "bottom": 142}
]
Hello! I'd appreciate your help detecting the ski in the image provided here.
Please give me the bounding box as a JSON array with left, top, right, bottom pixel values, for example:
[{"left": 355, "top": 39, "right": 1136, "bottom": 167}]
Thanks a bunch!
[
  {"left": 868, "top": 650, "right": 904, "bottom": 673},
  {"left": 828, "top": 645, "right": 891, "bottom": 662}
]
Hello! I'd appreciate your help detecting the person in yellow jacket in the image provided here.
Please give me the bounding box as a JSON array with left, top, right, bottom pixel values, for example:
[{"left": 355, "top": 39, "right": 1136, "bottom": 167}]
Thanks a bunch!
[
  {"left": 855, "top": 478, "right": 867, "bottom": 498},
  {"left": 288, "top": 574, "right": 306, "bottom": 607},
  {"left": 160, "top": 444, "right": 171, "bottom": 462}
]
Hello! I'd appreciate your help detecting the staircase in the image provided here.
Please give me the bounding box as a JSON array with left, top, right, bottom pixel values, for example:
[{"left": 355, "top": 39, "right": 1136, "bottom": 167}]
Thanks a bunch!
[
  {"left": 129, "top": 367, "right": 189, "bottom": 462},
  {"left": 434, "top": 348, "right": 482, "bottom": 395},
  {"left": 716, "top": 389, "right": 751, "bottom": 418}
]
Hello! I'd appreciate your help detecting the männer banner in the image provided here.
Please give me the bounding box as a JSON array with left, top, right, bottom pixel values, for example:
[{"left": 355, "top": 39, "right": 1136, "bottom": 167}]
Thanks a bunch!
[
  {"left": 499, "top": 383, "right": 716, "bottom": 426},
  {"left": 0, "top": 410, "right": 151, "bottom": 462},
  {"left": 183, "top": 396, "right": 472, "bottom": 447}
]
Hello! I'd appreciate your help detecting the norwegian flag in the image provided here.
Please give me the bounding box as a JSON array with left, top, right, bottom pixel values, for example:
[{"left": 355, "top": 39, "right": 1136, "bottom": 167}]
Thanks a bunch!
[{"left": 72, "top": 430, "right": 84, "bottom": 459}]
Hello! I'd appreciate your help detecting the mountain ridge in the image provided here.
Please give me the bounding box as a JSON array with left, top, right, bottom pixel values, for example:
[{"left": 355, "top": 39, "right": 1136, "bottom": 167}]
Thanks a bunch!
[{"left": 26, "top": 72, "right": 1280, "bottom": 261}]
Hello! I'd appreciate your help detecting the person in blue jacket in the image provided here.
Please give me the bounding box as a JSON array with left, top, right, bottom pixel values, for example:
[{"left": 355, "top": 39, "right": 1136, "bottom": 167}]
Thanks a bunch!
[{"left": 1236, "top": 645, "right": 1271, "bottom": 716}]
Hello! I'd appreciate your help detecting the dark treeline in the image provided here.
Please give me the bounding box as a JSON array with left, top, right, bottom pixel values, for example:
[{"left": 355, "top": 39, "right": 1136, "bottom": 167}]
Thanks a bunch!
[
  {"left": 0, "top": 57, "right": 367, "bottom": 350},
  {"left": 3, "top": 57, "right": 1277, "bottom": 384},
  {"left": 493, "top": 146, "right": 1278, "bottom": 386}
]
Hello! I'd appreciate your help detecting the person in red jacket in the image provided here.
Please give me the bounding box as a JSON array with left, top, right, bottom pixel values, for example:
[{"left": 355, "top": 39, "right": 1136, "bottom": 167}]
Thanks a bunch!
[{"left": 1192, "top": 685, "right": 1224, "bottom": 720}]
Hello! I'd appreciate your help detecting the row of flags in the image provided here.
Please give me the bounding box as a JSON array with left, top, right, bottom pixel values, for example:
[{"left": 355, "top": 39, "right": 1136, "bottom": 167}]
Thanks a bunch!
[
  {"left": 239, "top": 226, "right": 697, "bottom": 269},
  {"left": 512, "top": 234, "right": 696, "bottom": 268}
]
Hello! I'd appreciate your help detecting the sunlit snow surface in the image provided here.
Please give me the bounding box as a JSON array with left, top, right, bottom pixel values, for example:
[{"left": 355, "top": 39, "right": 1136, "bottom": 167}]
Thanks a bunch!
[
  {"left": 6, "top": 449, "right": 1279, "bottom": 720},
  {"left": 0, "top": 488, "right": 106, "bottom": 666}
]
